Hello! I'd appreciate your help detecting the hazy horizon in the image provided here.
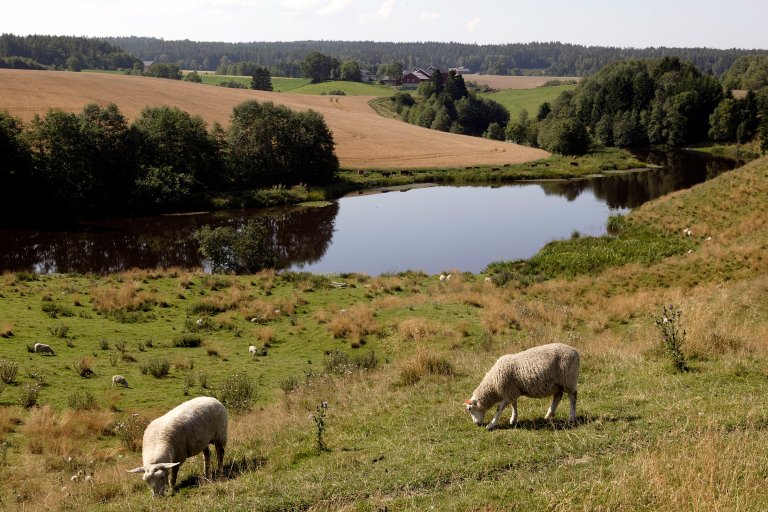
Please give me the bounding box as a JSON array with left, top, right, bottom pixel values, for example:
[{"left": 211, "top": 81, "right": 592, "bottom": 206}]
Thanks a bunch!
[{"left": 2, "top": 0, "right": 767, "bottom": 50}]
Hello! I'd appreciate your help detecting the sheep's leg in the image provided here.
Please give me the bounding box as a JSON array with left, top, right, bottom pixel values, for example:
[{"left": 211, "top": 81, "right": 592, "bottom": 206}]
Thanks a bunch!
[
  {"left": 203, "top": 446, "right": 211, "bottom": 479},
  {"left": 508, "top": 399, "right": 518, "bottom": 425},
  {"left": 568, "top": 390, "right": 578, "bottom": 423},
  {"left": 214, "top": 441, "right": 225, "bottom": 476},
  {"left": 487, "top": 398, "right": 509, "bottom": 430},
  {"left": 170, "top": 464, "right": 180, "bottom": 490},
  {"left": 545, "top": 390, "right": 563, "bottom": 420}
]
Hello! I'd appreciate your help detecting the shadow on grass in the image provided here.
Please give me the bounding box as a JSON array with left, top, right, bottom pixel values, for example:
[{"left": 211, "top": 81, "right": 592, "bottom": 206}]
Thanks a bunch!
[
  {"left": 173, "top": 454, "right": 267, "bottom": 491},
  {"left": 491, "top": 413, "right": 641, "bottom": 431}
]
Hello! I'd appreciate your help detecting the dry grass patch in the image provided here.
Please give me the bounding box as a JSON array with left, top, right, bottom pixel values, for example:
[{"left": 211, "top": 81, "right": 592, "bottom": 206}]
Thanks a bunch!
[
  {"left": 395, "top": 351, "right": 456, "bottom": 386},
  {"left": 23, "top": 407, "right": 113, "bottom": 462},
  {"left": 397, "top": 317, "right": 446, "bottom": 342},
  {"left": 371, "top": 293, "right": 428, "bottom": 311},
  {"left": 90, "top": 280, "right": 156, "bottom": 314},
  {"left": 327, "top": 304, "right": 379, "bottom": 344},
  {"left": 255, "top": 326, "right": 277, "bottom": 345}
]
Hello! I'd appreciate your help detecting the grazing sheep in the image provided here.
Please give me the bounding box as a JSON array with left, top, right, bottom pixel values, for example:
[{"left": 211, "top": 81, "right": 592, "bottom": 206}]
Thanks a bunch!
[
  {"left": 196, "top": 318, "right": 204, "bottom": 328},
  {"left": 484, "top": 276, "right": 493, "bottom": 283},
  {"left": 464, "top": 343, "right": 580, "bottom": 430},
  {"left": 683, "top": 227, "right": 692, "bottom": 237},
  {"left": 128, "top": 396, "right": 228, "bottom": 497},
  {"left": 439, "top": 274, "right": 447, "bottom": 283},
  {"left": 33, "top": 342, "right": 55, "bottom": 355},
  {"left": 112, "top": 374, "right": 129, "bottom": 388},
  {"left": 248, "top": 345, "right": 257, "bottom": 356}
]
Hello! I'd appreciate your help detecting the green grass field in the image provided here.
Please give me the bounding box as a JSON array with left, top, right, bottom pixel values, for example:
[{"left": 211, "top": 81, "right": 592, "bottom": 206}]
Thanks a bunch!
[
  {"left": 479, "top": 84, "right": 577, "bottom": 119},
  {"left": 1, "top": 154, "right": 768, "bottom": 510},
  {"left": 195, "top": 74, "right": 394, "bottom": 96}
]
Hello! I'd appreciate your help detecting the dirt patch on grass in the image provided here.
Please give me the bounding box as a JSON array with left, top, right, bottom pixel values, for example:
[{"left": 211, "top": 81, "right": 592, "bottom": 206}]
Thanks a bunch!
[{"left": 0, "top": 69, "right": 549, "bottom": 169}]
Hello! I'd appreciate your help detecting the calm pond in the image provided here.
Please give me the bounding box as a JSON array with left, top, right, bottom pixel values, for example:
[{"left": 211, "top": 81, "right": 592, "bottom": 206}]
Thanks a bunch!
[{"left": 0, "top": 149, "right": 743, "bottom": 276}]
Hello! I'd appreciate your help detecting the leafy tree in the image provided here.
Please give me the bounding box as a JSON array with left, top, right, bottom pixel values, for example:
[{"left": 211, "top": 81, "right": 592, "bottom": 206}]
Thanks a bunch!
[
  {"left": 66, "top": 54, "right": 82, "bottom": 72},
  {"left": 381, "top": 62, "right": 403, "bottom": 81},
  {"left": 722, "top": 55, "right": 768, "bottom": 90},
  {"left": 538, "top": 117, "right": 591, "bottom": 155},
  {"left": 339, "top": 60, "right": 361, "bottom": 82},
  {"left": 226, "top": 100, "right": 338, "bottom": 187},
  {"left": 301, "top": 51, "right": 339, "bottom": 83},
  {"left": 483, "top": 122, "right": 505, "bottom": 141},
  {"left": 0, "top": 112, "right": 33, "bottom": 212},
  {"left": 708, "top": 98, "right": 740, "bottom": 142},
  {"left": 536, "top": 102, "right": 552, "bottom": 121},
  {"left": 184, "top": 70, "right": 202, "bottom": 82},
  {"left": 131, "top": 106, "right": 222, "bottom": 209},
  {"left": 505, "top": 109, "right": 531, "bottom": 144},
  {"left": 454, "top": 95, "right": 509, "bottom": 136},
  {"left": 144, "top": 62, "right": 182, "bottom": 80},
  {"left": 443, "top": 70, "right": 468, "bottom": 101},
  {"left": 251, "top": 66, "right": 273, "bottom": 91}
]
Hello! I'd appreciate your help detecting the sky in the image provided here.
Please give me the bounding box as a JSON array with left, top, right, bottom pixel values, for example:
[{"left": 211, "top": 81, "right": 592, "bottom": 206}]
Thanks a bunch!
[{"left": 1, "top": 0, "right": 767, "bottom": 49}]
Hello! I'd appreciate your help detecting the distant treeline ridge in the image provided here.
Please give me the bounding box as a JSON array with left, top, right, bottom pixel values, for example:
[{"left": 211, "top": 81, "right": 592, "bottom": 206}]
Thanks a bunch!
[{"left": 105, "top": 37, "right": 768, "bottom": 77}]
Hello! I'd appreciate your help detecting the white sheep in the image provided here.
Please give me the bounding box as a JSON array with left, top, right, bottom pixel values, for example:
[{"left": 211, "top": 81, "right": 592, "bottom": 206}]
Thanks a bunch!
[
  {"left": 464, "top": 343, "right": 580, "bottom": 430},
  {"left": 128, "top": 396, "right": 228, "bottom": 497},
  {"left": 484, "top": 276, "right": 493, "bottom": 283},
  {"left": 683, "top": 227, "right": 692, "bottom": 237},
  {"left": 33, "top": 342, "right": 55, "bottom": 355},
  {"left": 248, "top": 345, "right": 257, "bottom": 356},
  {"left": 112, "top": 374, "right": 129, "bottom": 388},
  {"left": 439, "top": 274, "right": 447, "bottom": 283}
]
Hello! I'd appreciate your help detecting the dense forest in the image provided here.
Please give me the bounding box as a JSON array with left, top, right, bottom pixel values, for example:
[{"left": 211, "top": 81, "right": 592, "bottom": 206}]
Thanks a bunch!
[
  {"left": 104, "top": 37, "right": 767, "bottom": 77},
  {"left": 504, "top": 57, "right": 768, "bottom": 154},
  {"left": 0, "top": 34, "right": 141, "bottom": 70},
  {"left": 0, "top": 101, "right": 338, "bottom": 218}
]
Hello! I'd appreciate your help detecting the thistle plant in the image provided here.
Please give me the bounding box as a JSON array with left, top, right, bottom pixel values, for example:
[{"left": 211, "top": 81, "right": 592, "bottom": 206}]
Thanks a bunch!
[
  {"left": 655, "top": 304, "right": 689, "bottom": 372},
  {"left": 312, "top": 401, "right": 329, "bottom": 453}
]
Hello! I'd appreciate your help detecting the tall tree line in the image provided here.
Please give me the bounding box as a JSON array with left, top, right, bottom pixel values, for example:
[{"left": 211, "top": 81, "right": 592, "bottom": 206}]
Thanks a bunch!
[
  {"left": 0, "top": 34, "right": 141, "bottom": 70},
  {"left": 106, "top": 36, "right": 768, "bottom": 76},
  {"left": 0, "top": 102, "right": 338, "bottom": 218}
]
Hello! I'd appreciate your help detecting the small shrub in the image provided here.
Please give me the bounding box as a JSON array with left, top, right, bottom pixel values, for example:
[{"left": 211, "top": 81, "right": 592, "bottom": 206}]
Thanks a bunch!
[
  {"left": 172, "top": 334, "right": 202, "bottom": 348},
  {"left": 656, "top": 304, "right": 689, "bottom": 372},
  {"left": 68, "top": 390, "right": 98, "bottom": 410},
  {"left": 0, "top": 324, "right": 13, "bottom": 338},
  {"left": 15, "top": 271, "right": 38, "bottom": 282},
  {"left": 98, "top": 338, "right": 110, "bottom": 350},
  {"left": 323, "top": 349, "right": 378, "bottom": 375},
  {"left": 114, "top": 339, "right": 127, "bottom": 353},
  {"left": 42, "top": 302, "right": 74, "bottom": 318},
  {"left": 278, "top": 375, "right": 300, "bottom": 393},
  {"left": 0, "top": 359, "right": 19, "bottom": 384},
  {"left": 108, "top": 351, "right": 119, "bottom": 367},
  {"left": 312, "top": 401, "right": 329, "bottom": 453},
  {"left": 141, "top": 356, "right": 171, "bottom": 378},
  {"left": 198, "top": 371, "right": 208, "bottom": 389},
  {"left": 113, "top": 413, "right": 150, "bottom": 452},
  {"left": 49, "top": 322, "right": 70, "bottom": 338},
  {"left": 73, "top": 357, "right": 95, "bottom": 378},
  {"left": 183, "top": 371, "right": 196, "bottom": 389},
  {"left": 18, "top": 383, "right": 40, "bottom": 408},
  {"left": 218, "top": 372, "right": 256, "bottom": 412}
]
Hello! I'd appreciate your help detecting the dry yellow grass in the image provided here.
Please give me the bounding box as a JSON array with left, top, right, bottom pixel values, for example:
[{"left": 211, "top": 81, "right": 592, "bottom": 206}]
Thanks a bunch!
[{"left": 0, "top": 69, "right": 549, "bottom": 169}]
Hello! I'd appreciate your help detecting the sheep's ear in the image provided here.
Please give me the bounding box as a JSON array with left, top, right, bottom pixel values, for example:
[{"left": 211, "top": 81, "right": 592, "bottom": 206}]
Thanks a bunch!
[
  {"left": 127, "top": 467, "right": 145, "bottom": 473},
  {"left": 157, "top": 462, "right": 181, "bottom": 469},
  {"left": 463, "top": 399, "right": 473, "bottom": 405}
]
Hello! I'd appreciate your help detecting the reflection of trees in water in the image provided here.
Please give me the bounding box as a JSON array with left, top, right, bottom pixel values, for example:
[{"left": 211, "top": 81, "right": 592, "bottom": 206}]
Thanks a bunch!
[
  {"left": 260, "top": 203, "right": 339, "bottom": 268},
  {"left": 538, "top": 149, "right": 742, "bottom": 210},
  {"left": 0, "top": 203, "right": 339, "bottom": 274}
]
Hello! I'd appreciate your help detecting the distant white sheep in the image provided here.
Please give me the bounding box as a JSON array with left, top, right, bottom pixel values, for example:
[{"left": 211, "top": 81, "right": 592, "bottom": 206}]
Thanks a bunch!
[
  {"left": 484, "top": 276, "right": 493, "bottom": 283},
  {"left": 439, "top": 274, "right": 447, "bottom": 283},
  {"left": 128, "top": 396, "right": 228, "bottom": 497},
  {"left": 33, "top": 342, "right": 55, "bottom": 355},
  {"left": 112, "top": 375, "right": 129, "bottom": 388},
  {"left": 248, "top": 345, "right": 257, "bottom": 356},
  {"left": 683, "top": 227, "right": 692, "bottom": 237},
  {"left": 464, "top": 343, "right": 580, "bottom": 430},
  {"left": 196, "top": 318, "right": 204, "bottom": 328}
]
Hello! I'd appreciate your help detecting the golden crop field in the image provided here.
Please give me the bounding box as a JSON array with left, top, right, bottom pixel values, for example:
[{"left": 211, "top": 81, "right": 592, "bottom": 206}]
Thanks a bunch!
[{"left": 0, "top": 69, "right": 549, "bottom": 169}]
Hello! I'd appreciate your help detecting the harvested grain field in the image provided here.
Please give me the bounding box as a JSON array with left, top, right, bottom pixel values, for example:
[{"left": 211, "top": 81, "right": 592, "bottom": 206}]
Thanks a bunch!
[
  {"left": 0, "top": 69, "right": 549, "bottom": 169},
  {"left": 463, "top": 74, "right": 580, "bottom": 90}
]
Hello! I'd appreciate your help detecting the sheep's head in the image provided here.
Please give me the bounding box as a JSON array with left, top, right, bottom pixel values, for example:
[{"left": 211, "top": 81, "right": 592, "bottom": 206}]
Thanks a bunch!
[
  {"left": 464, "top": 398, "right": 485, "bottom": 425},
  {"left": 127, "top": 462, "right": 180, "bottom": 497}
]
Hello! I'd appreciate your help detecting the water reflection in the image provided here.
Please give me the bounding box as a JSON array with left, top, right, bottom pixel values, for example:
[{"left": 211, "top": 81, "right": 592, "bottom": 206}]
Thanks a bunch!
[{"left": 0, "top": 150, "right": 742, "bottom": 275}]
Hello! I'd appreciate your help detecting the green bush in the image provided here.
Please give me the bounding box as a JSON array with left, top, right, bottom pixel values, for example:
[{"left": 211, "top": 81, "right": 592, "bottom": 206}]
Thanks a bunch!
[
  {"left": 0, "top": 359, "right": 19, "bottom": 384},
  {"left": 172, "top": 334, "right": 203, "bottom": 348},
  {"left": 141, "top": 356, "right": 171, "bottom": 378},
  {"left": 218, "top": 372, "right": 256, "bottom": 412},
  {"left": 18, "top": 383, "right": 40, "bottom": 408},
  {"left": 68, "top": 390, "right": 98, "bottom": 410}
]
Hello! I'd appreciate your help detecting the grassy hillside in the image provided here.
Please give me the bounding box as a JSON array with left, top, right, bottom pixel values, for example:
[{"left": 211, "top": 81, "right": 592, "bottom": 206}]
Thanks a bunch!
[
  {"left": 0, "top": 153, "right": 767, "bottom": 510},
  {"left": 479, "top": 83, "right": 577, "bottom": 119},
  {"left": 197, "top": 74, "right": 312, "bottom": 92}
]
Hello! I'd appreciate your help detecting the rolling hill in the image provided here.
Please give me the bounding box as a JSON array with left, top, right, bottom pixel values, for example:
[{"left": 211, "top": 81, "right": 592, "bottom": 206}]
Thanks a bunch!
[{"left": 0, "top": 69, "right": 549, "bottom": 169}]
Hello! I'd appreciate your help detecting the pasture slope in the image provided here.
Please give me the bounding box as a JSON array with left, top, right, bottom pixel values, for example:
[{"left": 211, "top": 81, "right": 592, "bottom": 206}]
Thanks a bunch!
[
  {"left": 0, "top": 69, "right": 549, "bottom": 169},
  {"left": 0, "top": 150, "right": 765, "bottom": 509}
]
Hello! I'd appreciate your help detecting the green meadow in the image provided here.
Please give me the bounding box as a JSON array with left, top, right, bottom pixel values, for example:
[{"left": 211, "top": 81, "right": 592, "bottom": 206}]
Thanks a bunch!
[
  {"left": 0, "top": 150, "right": 767, "bottom": 510},
  {"left": 479, "top": 84, "right": 578, "bottom": 119}
]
